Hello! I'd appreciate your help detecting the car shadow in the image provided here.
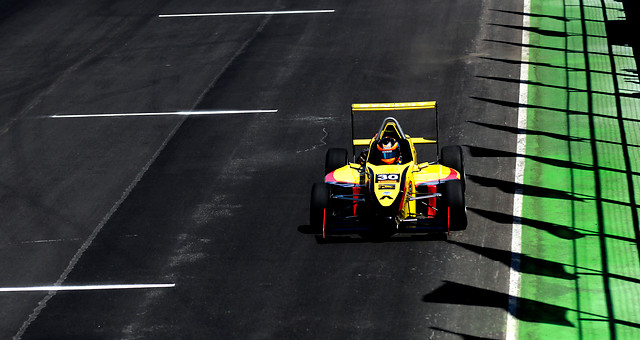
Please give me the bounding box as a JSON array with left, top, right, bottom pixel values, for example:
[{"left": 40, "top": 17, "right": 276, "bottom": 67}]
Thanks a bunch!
[
  {"left": 430, "top": 326, "right": 500, "bottom": 340},
  {"left": 297, "top": 225, "right": 448, "bottom": 243},
  {"left": 446, "top": 239, "right": 578, "bottom": 280},
  {"left": 469, "top": 207, "right": 585, "bottom": 240},
  {"left": 422, "top": 280, "right": 575, "bottom": 327}
]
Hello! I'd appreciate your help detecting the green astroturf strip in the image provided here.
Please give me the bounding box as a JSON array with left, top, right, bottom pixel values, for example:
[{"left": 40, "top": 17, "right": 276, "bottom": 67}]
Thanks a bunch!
[{"left": 519, "top": 0, "right": 640, "bottom": 338}]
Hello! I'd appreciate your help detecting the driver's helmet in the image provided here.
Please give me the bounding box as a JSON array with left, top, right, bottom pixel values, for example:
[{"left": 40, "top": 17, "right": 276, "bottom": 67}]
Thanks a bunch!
[{"left": 377, "top": 136, "right": 401, "bottom": 164}]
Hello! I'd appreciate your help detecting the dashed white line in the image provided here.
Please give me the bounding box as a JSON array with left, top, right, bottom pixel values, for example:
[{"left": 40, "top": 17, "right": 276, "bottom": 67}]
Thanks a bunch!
[
  {"left": 17, "top": 10, "right": 275, "bottom": 337},
  {"left": 159, "top": 9, "right": 335, "bottom": 18},
  {"left": 0, "top": 284, "right": 175, "bottom": 293},
  {"left": 20, "top": 238, "right": 82, "bottom": 244},
  {"left": 50, "top": 110, "right": 277, "bottom": 119}
]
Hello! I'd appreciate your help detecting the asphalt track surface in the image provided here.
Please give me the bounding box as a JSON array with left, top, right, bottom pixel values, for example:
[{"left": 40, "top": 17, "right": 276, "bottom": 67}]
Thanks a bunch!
[{"left": 0, "top": 1, "right": 524, "bottom": 338}]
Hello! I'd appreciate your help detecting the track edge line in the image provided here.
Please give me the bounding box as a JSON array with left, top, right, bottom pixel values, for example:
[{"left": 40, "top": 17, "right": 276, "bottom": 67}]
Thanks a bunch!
[{"left": 506, "top": 0, "right": 530, "bottom": 338}]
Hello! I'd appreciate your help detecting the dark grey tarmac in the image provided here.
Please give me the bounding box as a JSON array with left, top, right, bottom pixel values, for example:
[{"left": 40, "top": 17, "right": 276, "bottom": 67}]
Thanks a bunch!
[{"left": 0, "top": 0, "right": 524, "bottom": 338}]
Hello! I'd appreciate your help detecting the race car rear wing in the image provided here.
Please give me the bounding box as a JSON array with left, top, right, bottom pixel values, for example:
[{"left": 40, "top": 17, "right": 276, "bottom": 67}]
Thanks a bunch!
[{"left": 350, "top": 101, "right": 440, "bottom": 158}]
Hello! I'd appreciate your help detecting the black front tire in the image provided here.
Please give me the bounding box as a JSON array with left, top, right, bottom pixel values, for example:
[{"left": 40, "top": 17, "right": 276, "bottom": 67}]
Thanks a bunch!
[
  {"left": 443, "top": 179, "right": 467, "bottom": 231},
  {"left": 310, "top": 183, "right": 331, "bottom": 230},
  {"left": 325, "top": 148, "right": 348, "bottom": 174}
]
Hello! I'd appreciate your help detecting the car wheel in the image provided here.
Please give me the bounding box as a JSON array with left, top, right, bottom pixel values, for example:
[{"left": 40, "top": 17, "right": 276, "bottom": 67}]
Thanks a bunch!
[
  {"left": 310, "top": 183, "right": 331, "bottom": 230},
  {"left": 325, "top": 148, "right": 348, "bottom": 175},
  {"left": 441, "top": 145, "right": 466, "bottom": 192},
  {"left": 444, "top": 179, "right": 467, "bottom": 231}
]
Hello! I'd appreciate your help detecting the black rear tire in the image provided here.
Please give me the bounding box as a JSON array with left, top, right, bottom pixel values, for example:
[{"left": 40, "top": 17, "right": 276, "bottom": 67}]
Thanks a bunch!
[
  {"left": 325, "top": 148, "right": 348, "bottom": 174},
  {"left": 310, "top": 183, "right": 331, "bottom": 230},
  {"left": 443, "top": 179, "right": 467, "bottom": 231},
  {"left": 441, "top": 145, "right": 466, "bottom": 192}
]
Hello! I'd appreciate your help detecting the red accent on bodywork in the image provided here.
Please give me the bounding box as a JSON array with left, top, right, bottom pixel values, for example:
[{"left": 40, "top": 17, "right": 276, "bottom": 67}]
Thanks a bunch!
[
  {"left": 447, "top": 206, "right": 451, "bottom": 235},
  {"left": 414, "top": 169, "right": 460, "bottom": 187},
  {"left": 322, "top": 209, "right": 326, "bottom": 238},
  {"left": 324, "top": 172, "right": 337, "bottom": 183},
  {"left": 428, "top": 185, "right": 437, "bottom": 217},
  {"left": 325, "top": 171, "right": 358, "bottom": 185},
  {"left": 352, "top": 187, "right": 361, "bottom": 216},
  {"left": 443, "top": 169, "right": 459, "bottom": 181}
]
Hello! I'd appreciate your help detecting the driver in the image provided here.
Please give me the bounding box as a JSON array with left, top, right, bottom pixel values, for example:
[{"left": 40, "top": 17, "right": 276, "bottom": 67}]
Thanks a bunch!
[{"left": 377, "top": 136, "right": 401, "bottom": 165}]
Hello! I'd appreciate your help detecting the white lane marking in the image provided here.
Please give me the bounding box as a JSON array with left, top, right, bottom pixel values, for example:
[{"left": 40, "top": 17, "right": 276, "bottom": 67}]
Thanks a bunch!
[
  {"left": 506, "top": 0, "right": 530, "bottom": 339},
  {"left": 21, "top": 238, "right": 82, "bottom": 244},
  {"left": 0, "top": 284, "right": 175, "bottom": 293},
  {"left": 51, "top": 110, "right": 277, "bottom": 119},
  {"left": 159, "top": 9, "right": 335, "bottom": 18}
]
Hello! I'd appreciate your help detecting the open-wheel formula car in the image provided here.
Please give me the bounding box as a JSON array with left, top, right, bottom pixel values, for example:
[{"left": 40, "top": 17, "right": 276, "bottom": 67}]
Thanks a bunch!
[{"left": 310, "top": 101, "right": 467, "bottom": 238}]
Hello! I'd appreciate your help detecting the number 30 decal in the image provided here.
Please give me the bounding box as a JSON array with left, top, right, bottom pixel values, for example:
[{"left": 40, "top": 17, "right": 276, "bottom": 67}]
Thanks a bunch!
[{"left": 376, "top": 174, "right": 400, "bottom": 182}]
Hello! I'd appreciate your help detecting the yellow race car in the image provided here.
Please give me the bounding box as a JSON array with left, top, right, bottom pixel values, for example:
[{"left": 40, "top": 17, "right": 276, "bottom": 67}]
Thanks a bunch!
[{"left": 310, "top": 101, "right": 467, "bottom": 238}]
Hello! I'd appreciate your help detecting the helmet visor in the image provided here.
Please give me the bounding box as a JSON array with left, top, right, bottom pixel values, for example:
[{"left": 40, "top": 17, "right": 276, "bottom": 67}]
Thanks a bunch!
[{"left": 381, "top": 149, "right": 398, "bottom": 161}]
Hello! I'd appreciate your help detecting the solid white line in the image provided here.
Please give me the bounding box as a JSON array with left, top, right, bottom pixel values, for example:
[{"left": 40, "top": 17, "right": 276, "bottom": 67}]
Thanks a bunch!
[
  {"left": 0, "top": 284, "right": 175, "bottom": 293},
  {"left": 159, "top": 9, "right": 335, "bottom": 18},
  {"left": 506, "top": 0, "right": 530, "bottom": 339},
  {"left": 50, "top": 110, "right": 277, "bottom": 119}
]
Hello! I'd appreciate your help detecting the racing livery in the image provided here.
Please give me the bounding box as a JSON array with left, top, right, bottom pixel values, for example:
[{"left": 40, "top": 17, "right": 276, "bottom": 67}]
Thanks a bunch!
[{"left": 310, "top": 101, "right": 467, "bottom": 238}]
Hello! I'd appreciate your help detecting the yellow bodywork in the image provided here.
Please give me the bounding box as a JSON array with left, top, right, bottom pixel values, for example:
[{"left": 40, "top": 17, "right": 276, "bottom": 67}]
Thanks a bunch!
[
  {"left": 325, "top": 158, "right": 460, "bottom": 220},
  {"left": 323, "top": 101, "right": 461, "bottom": 225}
]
